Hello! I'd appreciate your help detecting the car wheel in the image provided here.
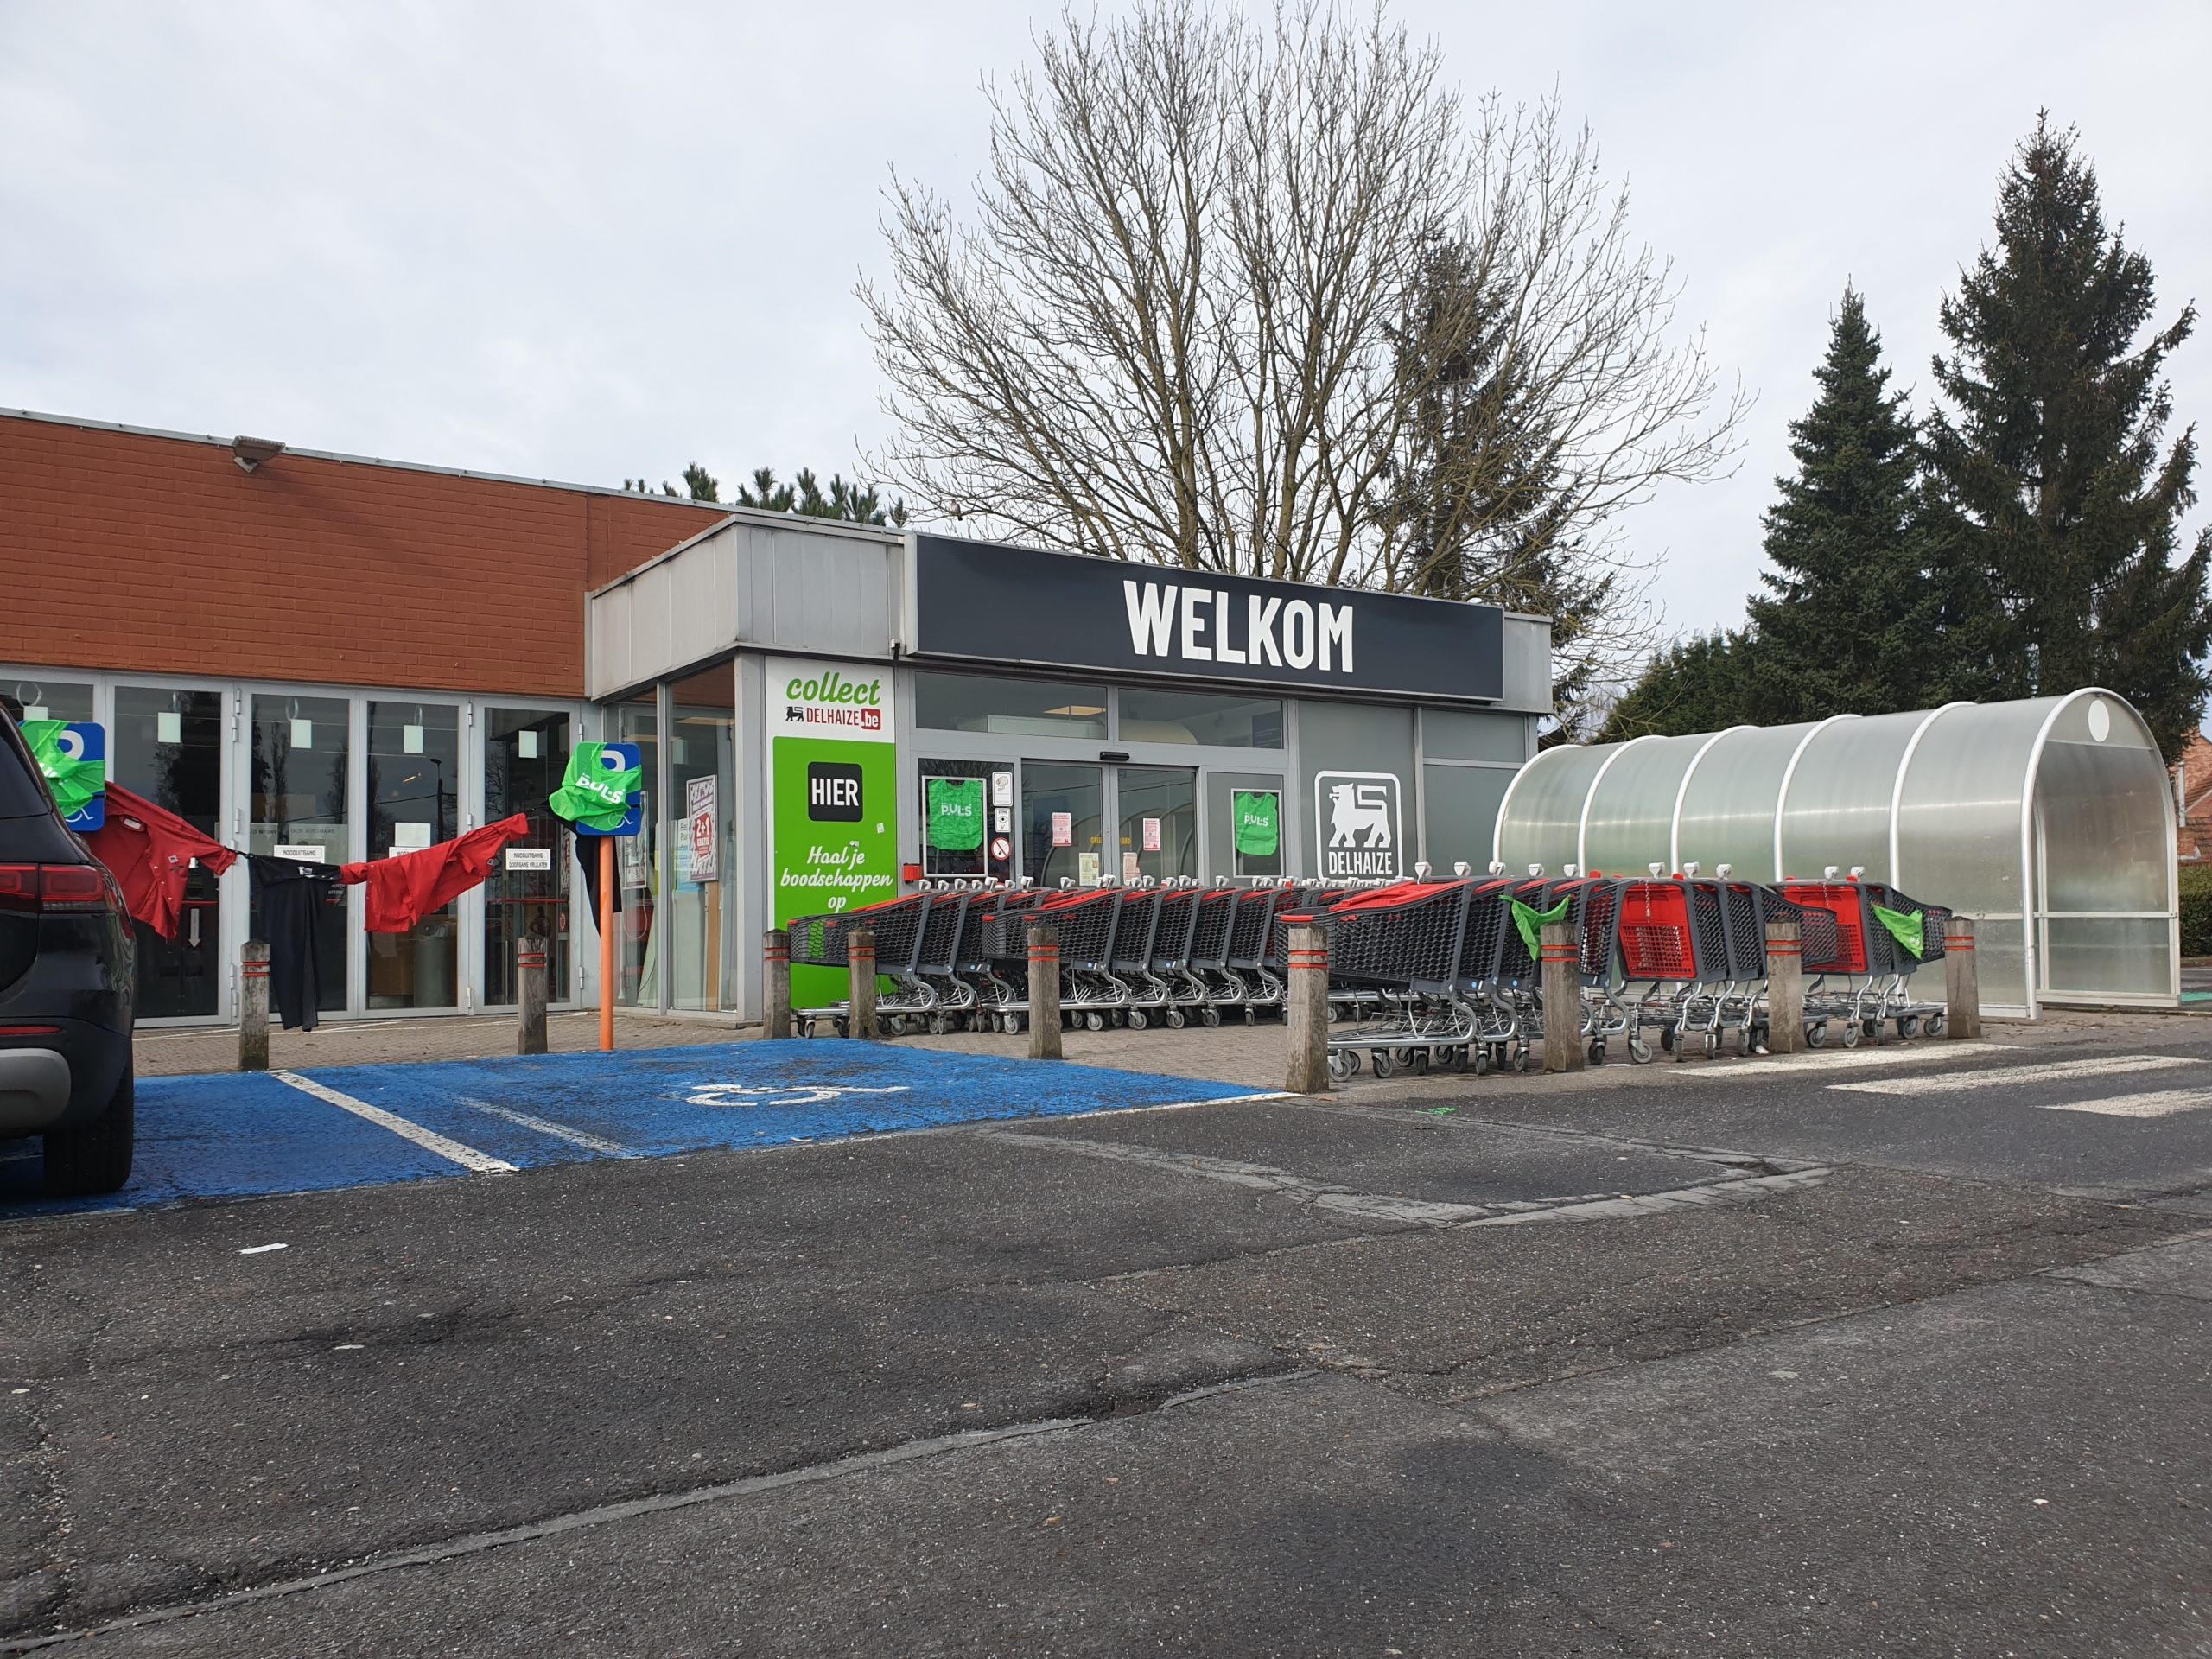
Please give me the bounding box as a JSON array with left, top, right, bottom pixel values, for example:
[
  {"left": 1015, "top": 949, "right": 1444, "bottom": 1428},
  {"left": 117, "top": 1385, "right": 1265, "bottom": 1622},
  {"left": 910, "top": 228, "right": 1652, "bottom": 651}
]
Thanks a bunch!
[{"left": 44, "top": 1064, "right": 134, "bottom": 1198}]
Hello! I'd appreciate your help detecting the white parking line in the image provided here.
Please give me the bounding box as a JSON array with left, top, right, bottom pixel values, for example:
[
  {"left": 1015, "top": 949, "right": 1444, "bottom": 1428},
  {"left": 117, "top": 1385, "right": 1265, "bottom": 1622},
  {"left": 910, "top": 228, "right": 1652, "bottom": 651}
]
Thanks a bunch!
[
  {"left": 450, "top": 1095, "right": 635, "bottom": 1156},
  {"left": 2032, "top": 1088, "right": 2212, "bottom": 1120},
  {"left": 270, "top": 1071, "right": 515, "bottom": 1174},
  {"left": 1831, "top": 1054, "right": 2197, "bottom": 1096},
  {"left": 1688, "top": 1041, "right": 2005, "bottom": 1078}
]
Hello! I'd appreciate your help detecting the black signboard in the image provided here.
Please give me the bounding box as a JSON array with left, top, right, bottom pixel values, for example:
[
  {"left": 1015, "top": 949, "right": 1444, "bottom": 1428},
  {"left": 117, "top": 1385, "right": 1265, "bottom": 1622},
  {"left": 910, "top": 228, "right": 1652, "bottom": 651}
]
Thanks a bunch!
[{"left": 909, "top": 535, "right": 1504, "bottom": 703}]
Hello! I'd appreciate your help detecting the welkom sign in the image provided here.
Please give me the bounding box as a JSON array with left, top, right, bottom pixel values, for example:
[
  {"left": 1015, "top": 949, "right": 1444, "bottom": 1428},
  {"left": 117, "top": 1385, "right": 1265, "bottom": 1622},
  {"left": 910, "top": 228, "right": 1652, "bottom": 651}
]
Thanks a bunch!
[{"left": 908, "top": 533, "right": 1505, "bottom": 703}]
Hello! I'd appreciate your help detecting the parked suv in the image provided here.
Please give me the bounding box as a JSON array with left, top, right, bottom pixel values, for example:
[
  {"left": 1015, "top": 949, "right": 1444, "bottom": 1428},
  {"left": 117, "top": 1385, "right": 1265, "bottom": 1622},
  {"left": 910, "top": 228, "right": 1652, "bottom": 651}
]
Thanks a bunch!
[{"left": 0, "top": 706, "right": 135, "bottom": 1195}]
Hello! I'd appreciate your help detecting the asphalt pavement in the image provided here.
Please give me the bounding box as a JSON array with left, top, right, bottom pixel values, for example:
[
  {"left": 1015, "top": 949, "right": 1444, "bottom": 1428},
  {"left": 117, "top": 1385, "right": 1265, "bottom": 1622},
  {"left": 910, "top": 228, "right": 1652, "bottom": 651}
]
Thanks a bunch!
[{"left": 5, "top": 1020, "right": 2211, "bottom": 1656}]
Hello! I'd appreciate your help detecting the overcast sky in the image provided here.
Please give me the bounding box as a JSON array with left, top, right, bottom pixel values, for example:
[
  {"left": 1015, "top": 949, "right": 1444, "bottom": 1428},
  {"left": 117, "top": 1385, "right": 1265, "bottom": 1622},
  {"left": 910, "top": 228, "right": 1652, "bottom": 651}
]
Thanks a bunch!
[{"left": 3, "top": 1, "right": 2206, "bottom": 642}]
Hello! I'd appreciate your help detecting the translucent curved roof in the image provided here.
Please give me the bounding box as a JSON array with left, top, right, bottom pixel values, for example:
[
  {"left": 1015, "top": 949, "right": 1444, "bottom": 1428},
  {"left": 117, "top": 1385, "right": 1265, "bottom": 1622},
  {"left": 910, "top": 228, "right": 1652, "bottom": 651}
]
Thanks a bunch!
[{"left": 1494, "top": 690, "right": 2177, "bottom": 1015}]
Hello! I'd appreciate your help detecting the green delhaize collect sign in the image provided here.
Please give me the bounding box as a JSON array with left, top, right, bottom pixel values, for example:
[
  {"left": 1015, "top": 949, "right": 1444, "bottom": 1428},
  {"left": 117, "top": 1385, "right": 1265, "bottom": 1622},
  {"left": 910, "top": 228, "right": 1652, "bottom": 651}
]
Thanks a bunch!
[
  {"left": 1231, "top": 790, "right": 1279, "bottom": 857},
  {"left": 769, "top": 656, "right": 900, "bottom": 1008},
  {"left": 926, "top": 777, "right": 983, "bottom": 851}
]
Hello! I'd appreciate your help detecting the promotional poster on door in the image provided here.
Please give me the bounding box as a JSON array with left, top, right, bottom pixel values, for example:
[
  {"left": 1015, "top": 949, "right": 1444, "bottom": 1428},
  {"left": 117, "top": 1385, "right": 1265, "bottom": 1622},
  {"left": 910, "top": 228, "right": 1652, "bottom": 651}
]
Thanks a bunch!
[{"left": 767, "top": 657, "right": 899, "bottom": 1005}]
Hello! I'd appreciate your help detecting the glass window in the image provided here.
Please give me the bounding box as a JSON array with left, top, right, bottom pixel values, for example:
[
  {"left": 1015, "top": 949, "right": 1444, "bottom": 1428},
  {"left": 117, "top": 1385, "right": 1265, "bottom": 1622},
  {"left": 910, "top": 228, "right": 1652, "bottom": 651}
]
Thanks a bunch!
[
  {"left": 113, "top": 686, "right": 225, "bottom": 1018},
  {"left": 1023, "top": 762, "right": 1103, "bottom": 887},
  {"left": 1, "top": 677, "right": 94, "bottom": 724},
  {"left": 1209, "top": 772, "right": 1285, "bottom": 879},
  {"left": 251, "top": 693, "right": 351, "bottom": 1016},
  {"left": 610, "top": 699, "right": 658, "bottom": 1007},
  {"left": 1116, "top": 766, "right": 1197, "bottom": 882},
  {"left": 364, "top": 702, "right": 461, "bottom": 1009},
  {"left": 914, "top": 672, "right": 1108, "bottom": 738},
  {"left": 668, "top": 666, "right": 735, "bottom": 1012},
  {"left": 921, "top": 759, "right": 1015, "bottom": 880},
  {"left": 1118, "top": 688, "right": 1282, "bottom": 748},
  {"left": 484, "top": 709, "right": 572, "bottom": 1007}
]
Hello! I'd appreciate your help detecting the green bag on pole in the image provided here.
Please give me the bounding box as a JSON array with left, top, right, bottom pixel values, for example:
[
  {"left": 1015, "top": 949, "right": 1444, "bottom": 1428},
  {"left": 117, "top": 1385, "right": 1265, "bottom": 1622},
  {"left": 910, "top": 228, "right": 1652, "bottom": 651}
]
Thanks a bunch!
[
  {"left": 549, "top": 743, "right": 640, "bottom": 832},
  {"left": 1872, "top": 904, "right": 1925, "bottom": 961},
  {"left": 1511, "top": 894, "right": 1572, "bottom": 962},
  {"left": 1231, "top": 791, "right": 1280, "bottom": 858},
  {"left": 926, "top": 777, "right": 984, "bottom": 851},
  {"left": 20, "top": 721, "right": 105, "bottom": 819}
]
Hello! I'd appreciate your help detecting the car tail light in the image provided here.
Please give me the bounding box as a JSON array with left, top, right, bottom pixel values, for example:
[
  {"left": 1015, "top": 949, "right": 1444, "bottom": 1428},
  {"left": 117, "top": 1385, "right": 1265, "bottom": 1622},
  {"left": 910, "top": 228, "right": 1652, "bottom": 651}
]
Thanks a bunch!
[{"left": 0, "top": 862, "right": 117, "bottom": 913}]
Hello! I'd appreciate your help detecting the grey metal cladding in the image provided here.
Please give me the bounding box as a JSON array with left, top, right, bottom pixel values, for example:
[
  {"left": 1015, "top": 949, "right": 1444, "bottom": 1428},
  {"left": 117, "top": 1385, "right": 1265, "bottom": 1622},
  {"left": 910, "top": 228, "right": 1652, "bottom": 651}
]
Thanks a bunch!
[
  {"left": 587, "top": 518, "right": 899, "bottom": 697},
  {"left": 1499, "top": 615, "right": 1553, "bottom": 715}
]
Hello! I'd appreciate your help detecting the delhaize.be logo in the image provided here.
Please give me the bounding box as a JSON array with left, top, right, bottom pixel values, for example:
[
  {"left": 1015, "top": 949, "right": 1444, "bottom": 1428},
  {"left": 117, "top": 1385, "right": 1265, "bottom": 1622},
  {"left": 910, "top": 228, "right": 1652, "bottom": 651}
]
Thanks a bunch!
[{"left": 785, "top": 669, "right": 884, "bottom": 734}]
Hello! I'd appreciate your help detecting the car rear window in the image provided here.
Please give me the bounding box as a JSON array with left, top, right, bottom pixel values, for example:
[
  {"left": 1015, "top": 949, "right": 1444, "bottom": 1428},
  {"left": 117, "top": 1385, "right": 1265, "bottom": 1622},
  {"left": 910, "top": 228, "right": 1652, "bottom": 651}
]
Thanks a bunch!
[{"left": 0, "top": 716, "right": 62, "bottom": 818}]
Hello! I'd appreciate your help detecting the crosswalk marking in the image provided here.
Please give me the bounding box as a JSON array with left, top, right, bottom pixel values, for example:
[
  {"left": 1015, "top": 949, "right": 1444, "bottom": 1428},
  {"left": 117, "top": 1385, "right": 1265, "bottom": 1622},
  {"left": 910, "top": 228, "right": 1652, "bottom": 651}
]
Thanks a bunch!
[
  {"left": 2033, "top": 1088, "right": 2212, "bottom": 1119},
  {"left": 1830, "top": 1054, "right": 2196, "bottom": 1097},
  {"left": 1697, "top": 1041, "right": 2004, "bottom": 1079}
]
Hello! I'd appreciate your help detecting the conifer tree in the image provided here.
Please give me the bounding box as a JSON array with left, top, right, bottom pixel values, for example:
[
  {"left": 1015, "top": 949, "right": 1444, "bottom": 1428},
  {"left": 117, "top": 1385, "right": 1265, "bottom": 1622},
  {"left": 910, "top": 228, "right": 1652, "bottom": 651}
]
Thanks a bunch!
[
  {"left": 1745, "top": 285, "right": 1939, "bottom": 721},
  {"left": 1596, "top": 630, "right": 1753, "bottom": 741},
  {"left": 1923, "top": 115, "right": 2212, "bottom": 760}
]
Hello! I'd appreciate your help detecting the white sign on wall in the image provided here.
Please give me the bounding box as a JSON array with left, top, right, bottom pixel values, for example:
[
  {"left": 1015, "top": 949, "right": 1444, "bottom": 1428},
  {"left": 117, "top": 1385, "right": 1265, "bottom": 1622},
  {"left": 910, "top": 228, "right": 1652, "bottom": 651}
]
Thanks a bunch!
[{"left": 1313, "top": 771, "right": 1402, "bottom": 880}]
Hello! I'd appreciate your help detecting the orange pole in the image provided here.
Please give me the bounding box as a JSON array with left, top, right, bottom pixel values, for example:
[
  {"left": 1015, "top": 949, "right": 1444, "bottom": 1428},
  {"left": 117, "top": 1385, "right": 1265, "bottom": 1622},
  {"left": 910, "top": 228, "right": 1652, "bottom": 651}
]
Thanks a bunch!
[{"left": 598, "top": 835, "right": 615, "bottom": 1052}]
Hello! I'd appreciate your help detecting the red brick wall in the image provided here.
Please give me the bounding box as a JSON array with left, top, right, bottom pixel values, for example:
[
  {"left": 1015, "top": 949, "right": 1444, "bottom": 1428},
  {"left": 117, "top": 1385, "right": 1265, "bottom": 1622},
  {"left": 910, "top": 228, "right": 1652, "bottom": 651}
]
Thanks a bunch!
[
  {"left": 1, "top": 413, "right": 724, "bottom": 697},
  {"left": 2175, "top": 732, "right": 2212, "bottom": 861}
]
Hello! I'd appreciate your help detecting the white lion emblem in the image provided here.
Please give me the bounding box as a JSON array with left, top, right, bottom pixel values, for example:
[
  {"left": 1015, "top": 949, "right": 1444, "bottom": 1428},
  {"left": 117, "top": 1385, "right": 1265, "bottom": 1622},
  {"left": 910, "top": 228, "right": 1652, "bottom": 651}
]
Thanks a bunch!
[{"left": 1328, "top": 782, "right": 1394, "bottom": 849}]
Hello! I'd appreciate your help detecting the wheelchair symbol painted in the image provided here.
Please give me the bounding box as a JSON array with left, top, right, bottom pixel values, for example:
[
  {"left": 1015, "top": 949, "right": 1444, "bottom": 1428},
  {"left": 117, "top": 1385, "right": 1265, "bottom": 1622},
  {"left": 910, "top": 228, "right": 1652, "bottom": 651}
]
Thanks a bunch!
[{"left": 685, "top": 1083, "right": 912, "bottom": 1109}]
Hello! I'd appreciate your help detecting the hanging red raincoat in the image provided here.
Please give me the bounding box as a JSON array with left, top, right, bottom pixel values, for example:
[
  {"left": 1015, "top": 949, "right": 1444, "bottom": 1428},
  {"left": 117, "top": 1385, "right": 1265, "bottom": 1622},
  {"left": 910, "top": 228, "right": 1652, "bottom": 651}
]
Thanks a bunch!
[{"left": 340, "top": 814, "right": 531, "bottom": 934}]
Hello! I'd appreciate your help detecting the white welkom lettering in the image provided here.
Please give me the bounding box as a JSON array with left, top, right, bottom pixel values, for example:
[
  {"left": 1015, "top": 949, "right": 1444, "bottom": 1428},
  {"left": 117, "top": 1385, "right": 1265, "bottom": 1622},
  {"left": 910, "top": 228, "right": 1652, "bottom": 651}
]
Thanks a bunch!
[{"left": 1123, "top": 580, "right": 1351, "bottom": 674}]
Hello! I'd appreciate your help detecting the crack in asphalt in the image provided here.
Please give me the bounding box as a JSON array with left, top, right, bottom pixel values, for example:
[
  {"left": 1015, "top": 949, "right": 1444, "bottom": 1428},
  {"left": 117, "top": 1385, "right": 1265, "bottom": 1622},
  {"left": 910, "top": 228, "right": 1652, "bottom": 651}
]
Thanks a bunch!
[{"left": 0, "top": 1370, "right": 1316, "bottom": 1653}]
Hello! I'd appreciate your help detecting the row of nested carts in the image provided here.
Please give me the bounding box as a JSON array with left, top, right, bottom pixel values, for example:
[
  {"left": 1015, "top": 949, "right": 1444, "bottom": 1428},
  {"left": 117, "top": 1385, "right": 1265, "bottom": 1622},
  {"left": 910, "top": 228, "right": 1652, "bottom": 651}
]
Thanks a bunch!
[{"left": 784, "top": 868, "right": 1954, "bottom": 1078}]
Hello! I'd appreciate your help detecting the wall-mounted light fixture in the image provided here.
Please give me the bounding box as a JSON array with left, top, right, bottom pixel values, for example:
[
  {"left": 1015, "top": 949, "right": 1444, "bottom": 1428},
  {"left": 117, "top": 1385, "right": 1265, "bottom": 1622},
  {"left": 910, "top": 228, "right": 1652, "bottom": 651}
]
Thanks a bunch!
[{"left": 231, "top": 435, "right": 286, "bottom": 473}]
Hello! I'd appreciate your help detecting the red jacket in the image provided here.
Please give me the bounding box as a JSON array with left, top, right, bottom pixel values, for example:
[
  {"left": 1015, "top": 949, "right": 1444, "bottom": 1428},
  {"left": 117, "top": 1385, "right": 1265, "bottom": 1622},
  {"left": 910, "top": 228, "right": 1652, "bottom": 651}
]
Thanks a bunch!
[
  {"left": 82, "top": 783, "right": 238, "bottom": 940},
  {"left": 340, "top": 815, "right": 531, "bottom": 934}
]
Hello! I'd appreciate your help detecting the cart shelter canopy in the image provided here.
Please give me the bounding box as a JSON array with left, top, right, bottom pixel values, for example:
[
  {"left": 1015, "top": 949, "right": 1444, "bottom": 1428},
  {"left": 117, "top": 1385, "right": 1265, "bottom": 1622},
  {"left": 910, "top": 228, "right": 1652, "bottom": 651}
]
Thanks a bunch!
[{"left": 1492, "top": 690, "right": 2177, "bottom": 1016}]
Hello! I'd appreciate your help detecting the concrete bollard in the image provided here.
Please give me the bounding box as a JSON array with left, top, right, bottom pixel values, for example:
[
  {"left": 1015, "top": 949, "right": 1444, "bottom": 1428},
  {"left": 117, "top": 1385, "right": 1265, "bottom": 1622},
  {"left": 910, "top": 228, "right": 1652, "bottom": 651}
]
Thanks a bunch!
[
  {"left": 847, "top": 925, "right": 879, "bottom": 1039},
  {"left": 238, "top": 940, "right": 270, "bottom": 1071},
  {"left": 1284, "top": 923, "right": 1332, "bottom": 1094},
  {"left": 762, "top": 928, "right": 791, "bottom": 1040},
  {"left": 1945, "top": 917, "right": 1983, "bottom": 1039},
  {"left": 1027, "top": 921, "right": 1063, "bottom": 1062},
  {"left": 1764, "top": 919, "right": 1804, "bottom": 1054},
  {"left": 516, "top": 939, "right": 549, "bottom": 1056},
  {"left": 1540, "top": 922, "right": 1584, "bottom": 1073}
]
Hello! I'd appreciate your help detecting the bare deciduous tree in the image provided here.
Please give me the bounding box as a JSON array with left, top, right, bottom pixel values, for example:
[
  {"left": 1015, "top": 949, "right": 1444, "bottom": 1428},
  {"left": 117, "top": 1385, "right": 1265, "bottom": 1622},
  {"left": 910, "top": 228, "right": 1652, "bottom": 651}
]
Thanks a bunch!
[{"left": 862, "top": 2, "right": 1745, "bottom": 725}]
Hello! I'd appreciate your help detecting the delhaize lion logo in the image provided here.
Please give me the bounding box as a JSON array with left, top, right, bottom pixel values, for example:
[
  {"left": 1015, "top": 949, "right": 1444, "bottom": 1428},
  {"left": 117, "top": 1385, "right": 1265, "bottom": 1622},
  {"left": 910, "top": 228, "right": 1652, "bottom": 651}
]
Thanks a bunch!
[{"left": 1327, "top": 781, "right": 1393, "bottom": 849}]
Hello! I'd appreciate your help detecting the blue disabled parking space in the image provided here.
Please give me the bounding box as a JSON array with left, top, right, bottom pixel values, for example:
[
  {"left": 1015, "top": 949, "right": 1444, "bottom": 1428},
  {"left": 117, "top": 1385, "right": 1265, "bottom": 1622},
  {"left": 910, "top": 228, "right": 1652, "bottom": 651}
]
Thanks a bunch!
[{"left": 0, "top": 1042, "right": 1268, "bottom": 1217}]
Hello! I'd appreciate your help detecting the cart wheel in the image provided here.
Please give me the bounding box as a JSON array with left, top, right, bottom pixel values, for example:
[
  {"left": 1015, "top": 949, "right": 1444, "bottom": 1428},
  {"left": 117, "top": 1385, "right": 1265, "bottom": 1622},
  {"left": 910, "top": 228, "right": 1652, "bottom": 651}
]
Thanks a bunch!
[
  {"left": 1627, "top": 1036, "right": 1653, "bottom": 1065},
  {"left": 1840, "top": 1019, "right": 1861, "bottom": 1048},
  {"left": 1862, "top": 1017, "right": 1880, "bottom": 1041},
  {"left": 1201, "top": 1007, "right": 1222, "bottom": 1028},
  {"left": 1128, "top": 1010, "right": 1148, "bottom": 1032},
  {"left": 885, "top": 1016, "right": 906, "bottom": 1037},
  {"left": 1411, "top": 1050, "right": 1431, "bottom": 1076},
  {"left": 1898, "top": 1014, "right": 1921, "bottom": 1039},
  {"left": 1513, "top": 1046, "right": 1534, "bottom": 1073},
  {"left": 1443, "top": 1046, "right": 1468, "bottom": 1073},
  {"left": 1587, "top": 1039, "right": 1606, "bottom": 1066},
  {"left": 1009, "top": 1014, "right": 1027, "bottom": 1035},
  {"left": 1735, "top": 1027, "right": 1752, "bottom": 1058},
  {"left": 926, "top": 1015, "right": 947, "bottom": 1036},
  {"left": 1702, "top": 1030, "right": 1719, "bottom": 1058},
  {"left": 1473, "top": 1046, "right": 1492, "bottom": 1077},
  {"left": 1084, "top": 1012, "right": 1104, "bottom": 1032},
  {"left": 832, "top": 1018, "right": 849, "bottom": 1038},
  {"left": 798, "top": 1020, "right": 816, "bottom": 1039},
  {"left": 1244, "top": 1007, "right": 1256, "bottom": 1026},
  {"left": 1164, "top": 1008, "right": 1184, "bottom": 1029},
  {"left": 1926, "top": 1013, "right": 1946, "bottom": 1038},
  {"left": 1659, "top": 1025, "right": 1675, "bottom": 1052},
  {"left": 1371, "top": 1051, "right": 1396, "bottom": 1080},
  {"left": 1804, "top": 1020, "right": 1825, "bottom": 1048},
  {"left": 1327, "top": 1050, "right": 1357, "bottom": 1084}
]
